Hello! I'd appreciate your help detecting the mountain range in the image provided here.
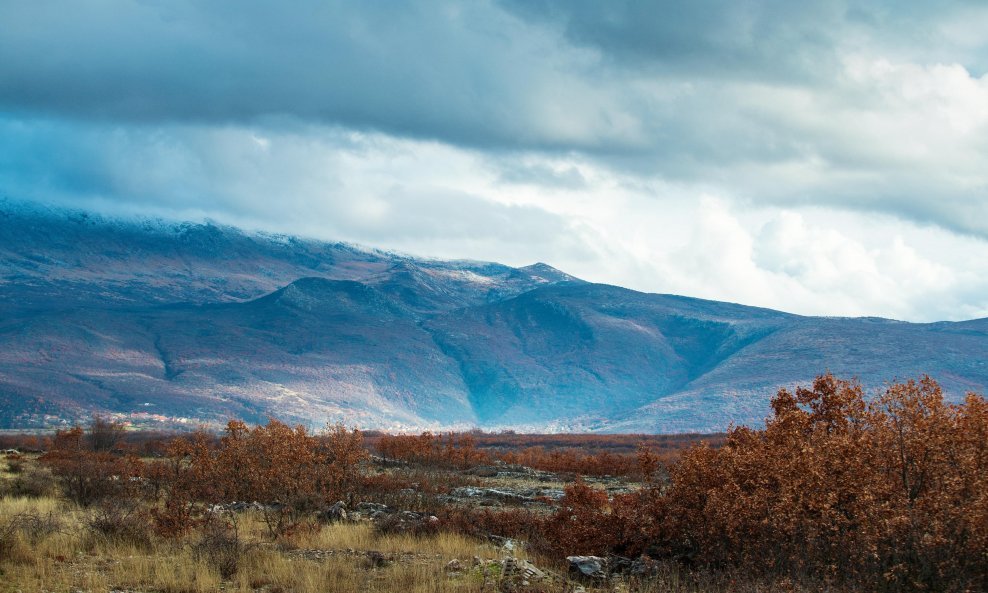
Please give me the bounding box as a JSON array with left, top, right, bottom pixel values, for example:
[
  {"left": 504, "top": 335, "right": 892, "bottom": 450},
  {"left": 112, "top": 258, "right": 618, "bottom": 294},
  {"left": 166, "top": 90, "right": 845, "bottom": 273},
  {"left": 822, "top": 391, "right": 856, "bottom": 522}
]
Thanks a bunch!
[{"left": 1, "top": 201, "right": 986, "bottom": 432}]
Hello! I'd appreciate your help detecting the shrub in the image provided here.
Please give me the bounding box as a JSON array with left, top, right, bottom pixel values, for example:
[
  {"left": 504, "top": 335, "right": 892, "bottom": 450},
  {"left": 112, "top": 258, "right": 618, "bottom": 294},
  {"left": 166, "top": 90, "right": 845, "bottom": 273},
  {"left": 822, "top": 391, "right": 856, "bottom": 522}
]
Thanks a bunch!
[
  {"left": 149, "top": 420, "right": 370, "bottom": 539},
  {"left": 653, "top": 375, "right": 986, "bottom": 591},
  {"left": 0, "top": 465, "right": 58, "bottom": 498},
  {"left": 86, "top": 500, "right": 152, "bottom": 549},
  {"left": 39, "top": 426, "right": 145, "bottom": 505},
  {"left": 0, "top": 511, "right": 63, "bottom": 565},
  {"left": 192, "top": 518, "right": 249, "bottom": 579},
  {"left": 5, "top": 452, "right": 25, "bottom": 474}
]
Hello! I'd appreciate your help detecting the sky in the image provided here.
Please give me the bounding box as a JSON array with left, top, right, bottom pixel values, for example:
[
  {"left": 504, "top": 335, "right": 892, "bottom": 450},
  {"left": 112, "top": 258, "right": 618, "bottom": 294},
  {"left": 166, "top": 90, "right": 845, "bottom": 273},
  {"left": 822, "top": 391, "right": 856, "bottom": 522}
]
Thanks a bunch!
[{"left": 1, "top": 1, "right": 987, "bottom": 322}]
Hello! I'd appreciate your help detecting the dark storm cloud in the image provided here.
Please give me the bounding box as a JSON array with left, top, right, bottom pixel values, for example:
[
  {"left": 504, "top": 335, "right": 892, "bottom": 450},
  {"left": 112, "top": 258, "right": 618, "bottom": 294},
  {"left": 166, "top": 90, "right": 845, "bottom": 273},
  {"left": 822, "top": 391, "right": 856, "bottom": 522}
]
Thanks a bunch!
[
  {"left": 0, "top": 0, "right": 637, "bottom": 151},
  {"left": 499, "top": 0, "right": 843, "bottom": 82},
  {"left": 500, "top": 0, "right": 988, "bottom": 76},
  {"left": 1, "top": 0, "right": 988, "bottom": 318}
]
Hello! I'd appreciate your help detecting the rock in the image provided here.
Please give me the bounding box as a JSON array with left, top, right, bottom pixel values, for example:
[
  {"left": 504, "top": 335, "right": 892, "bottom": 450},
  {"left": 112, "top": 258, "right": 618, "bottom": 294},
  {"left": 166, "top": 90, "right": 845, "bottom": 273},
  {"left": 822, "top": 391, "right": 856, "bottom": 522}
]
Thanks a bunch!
[
  {"left": 465, "top": 465, "right": 499, "bottom": 477},
  {"left": 488, "top": 535, "right": 517, "bottom": 551},
  {"left": 444, "top": 559, "right": 463, "bottom": 572},
  {"left": 450, "top": 487, "right": 535, "bottom": 504},
  {"left": 319, "top": 500, "right": 348, "bottom": 522},
  {"left": 609, "top": 555, "right": 634, "bottom": 574},
  {"left": 372, "top": 509, "right": 439, "bottom": 535},
  {"left": 515, "top": 559, "right": 547, "bottom": 581},
  {"left": 518, "top": 487, "right": 565, "bottom": 501},
  {"left": 398, "top": 510, "right": 422, "bottom": 521},
  {"left": 501, "top": 558, "right": 551, "bottom": 590},
  {"left": 355, "top": 502, "right": 389, "bottom": 514},
  {"left": 567, "top": 556, "right": 608, "bottom": 580},
  {"left": 629, "top": 555, "right": 660, "bottom": 577}
]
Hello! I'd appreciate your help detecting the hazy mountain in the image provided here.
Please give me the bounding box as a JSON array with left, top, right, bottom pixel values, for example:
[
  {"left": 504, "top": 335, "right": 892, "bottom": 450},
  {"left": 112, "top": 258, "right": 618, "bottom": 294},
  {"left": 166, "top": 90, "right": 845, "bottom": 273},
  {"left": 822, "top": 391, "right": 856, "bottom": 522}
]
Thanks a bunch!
[{"left": 1, "top": 201, "right": 985, "bottom": 432}]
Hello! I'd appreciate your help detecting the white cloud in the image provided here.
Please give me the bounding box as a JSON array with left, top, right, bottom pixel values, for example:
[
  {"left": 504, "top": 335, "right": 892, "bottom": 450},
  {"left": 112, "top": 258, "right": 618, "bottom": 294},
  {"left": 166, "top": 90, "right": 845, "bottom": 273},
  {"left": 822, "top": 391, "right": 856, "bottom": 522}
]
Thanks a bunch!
[{"left": 2, "top": 1, "right": 988, "bottom": 322}]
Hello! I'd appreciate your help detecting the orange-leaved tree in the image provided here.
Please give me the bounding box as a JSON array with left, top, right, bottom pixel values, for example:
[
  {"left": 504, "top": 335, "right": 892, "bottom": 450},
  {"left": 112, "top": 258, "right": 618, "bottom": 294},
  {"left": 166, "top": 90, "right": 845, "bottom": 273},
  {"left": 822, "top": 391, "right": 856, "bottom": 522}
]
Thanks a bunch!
[{"left": 656, "top": 374, "right": 986, "bottom": 591}]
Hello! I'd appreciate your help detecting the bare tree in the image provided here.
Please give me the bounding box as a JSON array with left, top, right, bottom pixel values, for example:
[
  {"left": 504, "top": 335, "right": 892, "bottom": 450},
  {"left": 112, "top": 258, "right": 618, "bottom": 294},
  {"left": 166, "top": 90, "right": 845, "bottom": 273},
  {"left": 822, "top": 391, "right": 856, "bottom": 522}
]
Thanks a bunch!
[{"left": 88, "top": 415, "right": 125, "bottom": 453}]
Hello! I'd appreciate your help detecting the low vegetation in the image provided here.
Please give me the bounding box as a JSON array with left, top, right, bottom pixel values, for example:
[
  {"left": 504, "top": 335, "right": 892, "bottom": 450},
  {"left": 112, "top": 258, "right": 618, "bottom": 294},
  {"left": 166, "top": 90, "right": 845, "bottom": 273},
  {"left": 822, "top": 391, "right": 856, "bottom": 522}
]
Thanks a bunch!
[{"left": 0, "top": 374, "right": 984, "bottom": 592}]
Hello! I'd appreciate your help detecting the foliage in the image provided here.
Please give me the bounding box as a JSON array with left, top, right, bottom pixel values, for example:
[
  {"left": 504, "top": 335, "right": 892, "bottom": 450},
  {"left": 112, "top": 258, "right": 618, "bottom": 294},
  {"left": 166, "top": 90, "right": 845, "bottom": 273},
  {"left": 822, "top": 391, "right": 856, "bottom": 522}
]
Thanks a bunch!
[
  {"left": 655, "top": 375, "right": 987, "bottom": 590},
  {"left": 148, "top": 419, "right": 370, "bottom": 538},
  {"left": 14, "top": 374, "right": 984, "bottom": 592},
  {"left": 433, "top": 375, "right": 985, "bottom": 592},
  {"left": 39, "top": 425, "right": 145, "bottom": 505}
]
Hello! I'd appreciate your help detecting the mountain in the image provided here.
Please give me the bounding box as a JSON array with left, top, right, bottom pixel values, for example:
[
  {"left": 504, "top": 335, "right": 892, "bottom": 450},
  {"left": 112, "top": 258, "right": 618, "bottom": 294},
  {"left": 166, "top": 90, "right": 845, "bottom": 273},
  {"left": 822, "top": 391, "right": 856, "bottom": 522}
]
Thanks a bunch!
[{"left": 1, "top": 201, "right": 986, "bottom": 432}]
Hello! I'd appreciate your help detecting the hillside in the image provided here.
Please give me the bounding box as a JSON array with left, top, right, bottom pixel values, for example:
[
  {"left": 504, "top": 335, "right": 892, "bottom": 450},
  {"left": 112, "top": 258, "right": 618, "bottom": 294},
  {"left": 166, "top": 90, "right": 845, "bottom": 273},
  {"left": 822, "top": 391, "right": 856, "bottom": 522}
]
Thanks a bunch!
[{"left": 1, "top": 202, "right": 985, "bottom": 432}]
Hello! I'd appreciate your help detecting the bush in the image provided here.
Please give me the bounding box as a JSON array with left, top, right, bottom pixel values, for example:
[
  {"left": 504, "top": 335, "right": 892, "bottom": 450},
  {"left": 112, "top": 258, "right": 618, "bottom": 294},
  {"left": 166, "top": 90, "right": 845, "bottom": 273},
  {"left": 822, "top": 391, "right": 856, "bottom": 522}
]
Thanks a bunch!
[
  {"left": 86, "top": 500, "right": 152, "bottom": 549},
  {"left": 191, "top": 518, "right": 249, "bottom": 579},
  {"left": 162, "top": 420, "right": 370, "bottom": 538},
  {"left": 660, "top": 375, "right": 987, "bottom": 591},
  {"left": 462, "top": 375, "right": 986, "bottom": 592},
  {"left": 0, "top": 511, "right": 63, "bottom": 564},
  {"left": 5, "top": 453, "right": 25, "bottom": 474},
  {"left": 0, "top": 465, "right": 58, "bottom": 498},
  {"left": 39, "top": 427, "right": 145, "bottom": 505}
]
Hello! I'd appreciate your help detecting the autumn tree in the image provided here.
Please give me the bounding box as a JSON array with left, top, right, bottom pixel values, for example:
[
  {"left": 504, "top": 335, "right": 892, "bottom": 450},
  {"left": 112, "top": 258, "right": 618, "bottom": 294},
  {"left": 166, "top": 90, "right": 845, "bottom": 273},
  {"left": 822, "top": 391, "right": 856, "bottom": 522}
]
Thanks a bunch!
[
  {"left": 40, "top": 425, "right": 143, "bottom": 505},
  {"left": 88, "top": 414, "right": 126, "bottom": 453},
  {"left": 651, "top": 374, "right": 987, "bottom": 591}
]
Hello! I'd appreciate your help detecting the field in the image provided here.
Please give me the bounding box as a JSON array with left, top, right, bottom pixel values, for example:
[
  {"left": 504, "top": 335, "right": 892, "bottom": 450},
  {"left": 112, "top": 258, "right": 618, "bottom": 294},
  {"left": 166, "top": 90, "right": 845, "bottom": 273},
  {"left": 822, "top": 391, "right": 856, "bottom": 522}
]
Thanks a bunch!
[
  {"left": 1, "top": 374, "right": 985, "bottom": 593},
  {"left": 0, "top": 443, "right": 745, "bottom": 593}
]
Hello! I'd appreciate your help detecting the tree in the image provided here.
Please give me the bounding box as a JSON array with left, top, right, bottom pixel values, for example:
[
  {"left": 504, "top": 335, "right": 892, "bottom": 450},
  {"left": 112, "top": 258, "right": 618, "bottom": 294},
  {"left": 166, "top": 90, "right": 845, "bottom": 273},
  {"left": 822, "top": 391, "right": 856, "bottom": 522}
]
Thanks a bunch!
[{"left": 88, "top": 414, "right": 126, "bottom": 452}]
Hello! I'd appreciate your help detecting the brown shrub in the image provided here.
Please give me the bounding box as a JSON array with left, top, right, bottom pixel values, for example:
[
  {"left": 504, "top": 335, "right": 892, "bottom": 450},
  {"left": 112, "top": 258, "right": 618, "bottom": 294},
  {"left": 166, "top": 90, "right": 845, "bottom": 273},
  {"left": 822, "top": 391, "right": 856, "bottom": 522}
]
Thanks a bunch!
[
  {"left": 146, "top": 420, "right": 369, "bottom": 539},
  {"left": 39, "top": 426, "right": 145, "bottom": 505},
  {"left": 191, "top": 518, "right": 249, "bottom": 579},
  {"left": 0, "top": 511, "right": 63, "bottom": 564},
  {"left": 649, "top": 375, "right": 986, "bottom": 592},
  {"left": 0, "top": 464, "right": 58, "bottom": 498},
  {"left": 86, "top": 500, "right": 153, "bottom": 549}
]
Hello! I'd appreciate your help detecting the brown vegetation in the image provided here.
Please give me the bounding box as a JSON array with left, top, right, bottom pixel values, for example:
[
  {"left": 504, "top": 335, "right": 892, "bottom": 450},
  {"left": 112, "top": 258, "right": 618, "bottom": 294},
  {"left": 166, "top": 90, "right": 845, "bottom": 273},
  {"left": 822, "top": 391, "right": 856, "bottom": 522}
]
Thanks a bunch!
[
  {"left": 372, "top": 431, "right": 712, "bottom": 478},
  {"left": 1, "top": 374, "right": 984, "bottom": 592},
  {"left": 461, "top": 375, "right": 987, "bottom": 592}
]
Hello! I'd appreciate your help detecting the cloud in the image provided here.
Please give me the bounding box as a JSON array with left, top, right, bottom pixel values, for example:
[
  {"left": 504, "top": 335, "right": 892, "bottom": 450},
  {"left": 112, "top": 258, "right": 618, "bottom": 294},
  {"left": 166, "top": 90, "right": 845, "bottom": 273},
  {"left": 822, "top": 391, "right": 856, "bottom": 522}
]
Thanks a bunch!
[
  {"left": 0, "top": 116, "right": 590, "bottom": 264},
  {"left": 1, "top": 0, "right": 987, "bottom": 321},
  {"left": 0, "top": 0, "right": 641, "bottom": 151},
  {"left": 646, "top": 199, "right": 988, "bottom": 321}
]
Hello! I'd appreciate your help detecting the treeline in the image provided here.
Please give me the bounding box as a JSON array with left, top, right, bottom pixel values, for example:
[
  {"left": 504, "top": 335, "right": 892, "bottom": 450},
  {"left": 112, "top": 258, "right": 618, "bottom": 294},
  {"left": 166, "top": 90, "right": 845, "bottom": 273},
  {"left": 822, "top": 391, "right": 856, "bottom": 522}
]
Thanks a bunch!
[{"left": 372, "top": 431, "right": 719, "bottom": 477}]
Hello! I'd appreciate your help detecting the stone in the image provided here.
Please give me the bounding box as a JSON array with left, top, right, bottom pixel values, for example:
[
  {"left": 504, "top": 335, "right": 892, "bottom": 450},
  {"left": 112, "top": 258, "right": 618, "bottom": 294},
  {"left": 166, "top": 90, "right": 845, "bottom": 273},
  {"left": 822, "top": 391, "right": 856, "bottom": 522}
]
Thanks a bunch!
[
  {"left": 319, "top": 500, "right": 348, "bottom": 522},
  {"left": 567, "top": 556, "right": 608, "bottom": 580},
  {"left": 444, "top": 559, "right": 463, "bottom": 572},
  {"left": 629, "top": 555, "right": 660, "bottom": 577},
  {"left": 355, "top": 502, "right": 389, "bottom": 514}
]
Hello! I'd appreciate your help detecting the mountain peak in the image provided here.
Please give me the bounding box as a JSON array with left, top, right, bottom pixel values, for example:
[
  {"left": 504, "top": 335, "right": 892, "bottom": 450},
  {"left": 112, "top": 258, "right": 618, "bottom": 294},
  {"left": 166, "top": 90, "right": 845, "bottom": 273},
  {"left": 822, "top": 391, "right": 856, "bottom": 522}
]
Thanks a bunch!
[{"left": 518, "top": 262, "right": 583, "bottom": 284}]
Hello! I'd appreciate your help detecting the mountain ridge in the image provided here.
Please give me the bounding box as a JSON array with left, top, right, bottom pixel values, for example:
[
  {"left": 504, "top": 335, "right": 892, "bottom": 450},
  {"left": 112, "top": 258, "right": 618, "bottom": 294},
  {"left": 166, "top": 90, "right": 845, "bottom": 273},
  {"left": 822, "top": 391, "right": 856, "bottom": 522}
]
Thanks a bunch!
[{"left": 1, "top": 201, "right": 985, "bottom": 432}]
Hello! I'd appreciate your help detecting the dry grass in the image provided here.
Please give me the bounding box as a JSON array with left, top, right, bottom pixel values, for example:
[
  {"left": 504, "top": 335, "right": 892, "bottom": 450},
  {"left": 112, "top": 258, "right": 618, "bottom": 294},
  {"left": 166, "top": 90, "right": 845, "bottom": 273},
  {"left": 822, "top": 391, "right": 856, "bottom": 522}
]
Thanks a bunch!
[
  {"left": 0, "top": 449, "right": 870, "bottom": 593},
  {"left": 291, "top": 521, "right": 506, "bottom": 559},
  {"left": 0, "top": 495, "right": 532, "bottom": 593}
]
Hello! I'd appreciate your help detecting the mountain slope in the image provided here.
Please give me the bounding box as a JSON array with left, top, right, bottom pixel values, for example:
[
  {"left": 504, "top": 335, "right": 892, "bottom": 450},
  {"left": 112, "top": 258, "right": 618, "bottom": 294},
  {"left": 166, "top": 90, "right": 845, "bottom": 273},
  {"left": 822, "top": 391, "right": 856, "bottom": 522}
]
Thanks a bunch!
[
  {"left": 0, "top": 200, "right": 576, "bottom": 315},
  {"left": 1, "top": 202, "right": 986, "bottom": 432}
]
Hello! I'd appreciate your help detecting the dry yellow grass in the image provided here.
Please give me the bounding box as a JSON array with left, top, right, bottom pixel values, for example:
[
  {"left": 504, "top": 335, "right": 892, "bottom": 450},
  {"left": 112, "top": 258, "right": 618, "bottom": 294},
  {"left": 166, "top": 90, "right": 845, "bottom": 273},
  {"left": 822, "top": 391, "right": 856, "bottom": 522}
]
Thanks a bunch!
[
  {"left": 291, "top": 521, "right": 507, "bottom": 559},
  {"left": 0, "top": 495, "right": 533, "bottom": 593}
]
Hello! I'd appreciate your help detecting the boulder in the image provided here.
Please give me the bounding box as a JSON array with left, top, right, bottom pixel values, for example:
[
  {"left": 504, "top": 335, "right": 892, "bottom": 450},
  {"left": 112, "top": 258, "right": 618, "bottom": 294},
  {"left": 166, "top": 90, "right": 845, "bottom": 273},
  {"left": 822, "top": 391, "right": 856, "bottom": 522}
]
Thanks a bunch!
[
  {"left": 319, "top": 500, "right": 348, "bottom": 522},
  {"left": 444, "top": 559, "right": 463, "bottom": 572},
  {"left": 566, "top": 555, "right": 608, "bottom": 580},
  {"left": 629, "top": 555, "right": 660, "bottom": 577}
]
